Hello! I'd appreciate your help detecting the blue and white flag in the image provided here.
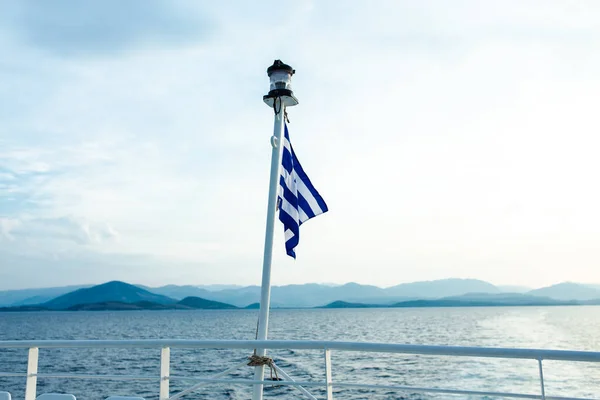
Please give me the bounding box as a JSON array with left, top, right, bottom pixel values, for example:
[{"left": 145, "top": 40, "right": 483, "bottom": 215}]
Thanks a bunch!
[{"left": 278, "top": 124, "right": 328, "bottom": 258}]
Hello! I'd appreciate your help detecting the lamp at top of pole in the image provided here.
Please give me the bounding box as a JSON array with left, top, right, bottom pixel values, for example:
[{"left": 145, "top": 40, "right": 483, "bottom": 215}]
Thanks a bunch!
[{"left": 263, "top": 59, "right": 299, "bottom": 108}]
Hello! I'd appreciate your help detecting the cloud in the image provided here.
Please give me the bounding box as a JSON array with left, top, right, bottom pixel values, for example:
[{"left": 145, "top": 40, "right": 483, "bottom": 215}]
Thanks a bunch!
[
  {"left": 0, "top": 0, "right": 213, "bottom": 56},
  {"left": 0, "top": 216, "right": 118, "bottom": 245},
  {"left": 0, "top": 217, "right": 18, "bottom": 240}
]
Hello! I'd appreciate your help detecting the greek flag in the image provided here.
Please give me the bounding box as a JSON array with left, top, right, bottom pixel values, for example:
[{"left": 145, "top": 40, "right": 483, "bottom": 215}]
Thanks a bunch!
[{"left": 278, "top": 124, "right": 328, "bottom": 258}]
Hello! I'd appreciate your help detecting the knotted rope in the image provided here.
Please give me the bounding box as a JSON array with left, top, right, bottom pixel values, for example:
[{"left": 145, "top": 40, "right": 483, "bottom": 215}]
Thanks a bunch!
[{"left": 248, "top": 354, "right": 280, "bottom": 382}]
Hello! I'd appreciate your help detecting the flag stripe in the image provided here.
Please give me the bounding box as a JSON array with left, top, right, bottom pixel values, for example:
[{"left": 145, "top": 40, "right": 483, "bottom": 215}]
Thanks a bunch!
[
  {"left": 296, "top": 178, "right": 325, "bottom": 217},
  {"left": 281, "top": 147, "right": 293, "bottom": 173},
  {"left": 297, "top": 192, "right": 316, "bottom": 221},
  {"left": 279, "top": 175, "right": 298, "bottom": 208},
  {"left": 279, "top": 211, "right": 299, "bottom": 258},
  {"left": 279, "top": 195, "right": 299, "bottom": 222}
]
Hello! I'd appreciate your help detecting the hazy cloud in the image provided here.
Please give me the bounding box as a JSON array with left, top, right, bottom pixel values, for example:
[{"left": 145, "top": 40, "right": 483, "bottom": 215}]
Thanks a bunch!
[
  {"left": 0, "top": 0, "right": 213, "bottom": 56},
  {"left": 0, "top": 216, "right": 118, "bottom": 245}
]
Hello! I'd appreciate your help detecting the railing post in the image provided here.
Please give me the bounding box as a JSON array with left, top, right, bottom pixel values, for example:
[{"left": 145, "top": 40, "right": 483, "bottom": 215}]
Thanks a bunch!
[
  {"left": 25, "top": 347, "right": 39, "bottom": 400},
  {"left": 324, "top": 349, "right": 333, "bottom": 400},
  {"left": 538, "top": 359, "right": 546, "bottom": 400},
  {"left": 160, "top": 346, "right": 170, "bottom": 400}
]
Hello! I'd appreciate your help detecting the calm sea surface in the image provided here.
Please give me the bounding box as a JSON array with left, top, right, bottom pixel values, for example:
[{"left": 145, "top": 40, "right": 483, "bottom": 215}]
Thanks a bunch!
[{"left": 1, "top": 306, "right": 600, "bottom": 399}]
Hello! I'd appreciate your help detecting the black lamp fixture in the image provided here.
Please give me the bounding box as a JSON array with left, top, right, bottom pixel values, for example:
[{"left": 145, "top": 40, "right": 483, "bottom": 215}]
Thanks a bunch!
[{"left": 263, "top": 59, "right": 299, "bottom": 108}]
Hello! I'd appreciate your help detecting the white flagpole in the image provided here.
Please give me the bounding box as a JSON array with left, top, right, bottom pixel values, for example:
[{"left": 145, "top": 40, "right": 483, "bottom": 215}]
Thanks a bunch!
[{"left": 252, "top": 97, "right": 286, "bottom": 400}]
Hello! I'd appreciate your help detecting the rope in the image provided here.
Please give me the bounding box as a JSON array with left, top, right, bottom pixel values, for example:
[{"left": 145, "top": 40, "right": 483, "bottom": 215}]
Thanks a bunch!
[{"left": 248, "top": 354, "right": 280, "bottom": 383}]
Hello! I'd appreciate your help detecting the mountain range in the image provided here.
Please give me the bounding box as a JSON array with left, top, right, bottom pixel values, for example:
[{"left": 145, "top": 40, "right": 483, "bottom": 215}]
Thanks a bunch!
[
  {"left": 145, "top": 279, "right": 507, "bottom": 307},
  {"left": 44, "top": 281, "right": 175, "bottom": 310},
  {"left": 0, "top": 282, "right": 240, "bottom": 311},
  {"left": 144, "top": 279, "right": 600, "bottom": 307},
  {"left": 1, "top": 279, "right": 600, "bottom": 309}
]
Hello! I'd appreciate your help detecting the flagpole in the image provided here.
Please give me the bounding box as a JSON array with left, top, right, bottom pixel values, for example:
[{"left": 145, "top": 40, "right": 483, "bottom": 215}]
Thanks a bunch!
[
  {"left": 252, "top": 98, "right": 285, "bottom": 400},
  {"left": 253, "top": 60, "right": 299, "bottom": 400}
]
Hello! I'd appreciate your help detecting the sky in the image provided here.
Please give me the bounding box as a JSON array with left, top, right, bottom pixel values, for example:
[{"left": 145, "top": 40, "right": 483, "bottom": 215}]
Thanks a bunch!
[{"left": 1, "top": 1, "right": 600, "bottom": 290}]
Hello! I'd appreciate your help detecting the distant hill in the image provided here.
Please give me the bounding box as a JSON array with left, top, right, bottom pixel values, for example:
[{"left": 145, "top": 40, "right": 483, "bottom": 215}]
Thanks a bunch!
[
  {"left": 389, "top": 299, "right": 505, "bottom": 308},
  {"left": 527, "top": 283, "right": 600, "bottom": 301},
  {"left": 328, "top": 283, "right": 389, "bottom": 303},
  {"left": 68, "top": 301, "right": 177, "bottom": 311},
  {"left": 320, "top": 301, "right": 381, "bottom": 309},
  {"left": 0, "top": 285, "right": 92, "bottom": 307},
  {"left": 0, "top": 305, "right": 49, "bottom": 312},
  {"left": 68, "top": 302, "right": 142, "bottom": 311},
  {"left": 497, "top": 285, "right": 532, "bottom": 293},
  {"left": 441, "top": 292, "right": 571, "bottom": 306},
  {"left": 177, "top": 296, "right": 237, "bottom": 309},
  {"left": 148, "top": 285, "right": 215, "bottom": 300},
  {"left": 322, "top": 293, "right": 578, "bottom": 309},
  {"left": 267, "top": 283, "right": 388, "bottom": 308},
  {"left": 67, "top": 300, "right": 204, "bottom": 311},
  {"left": 391, "top": 296, "right": 575, "bottom": 308},
  {"left": 44, "top": 281, "right": 175, "bottom": 310},
  {"left": 198, "top": 284, "right": 243, "bottom": 292},
  {"left": 384, "top": 279, "right": 499, "bottom": 298},
  {"left": 170, "top": 286, "right": 262, "bottom": 307}
]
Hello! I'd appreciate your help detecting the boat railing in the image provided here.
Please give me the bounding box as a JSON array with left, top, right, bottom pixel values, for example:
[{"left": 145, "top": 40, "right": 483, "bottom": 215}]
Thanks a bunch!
[{"left": 0, "top": 339, "right": 599, "bottom": 400}]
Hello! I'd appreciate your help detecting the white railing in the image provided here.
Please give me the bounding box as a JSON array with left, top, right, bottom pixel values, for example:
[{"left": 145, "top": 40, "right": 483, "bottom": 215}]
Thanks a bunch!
[{"left": 0, "top": 339, "right": 599, "bottom": 400}]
